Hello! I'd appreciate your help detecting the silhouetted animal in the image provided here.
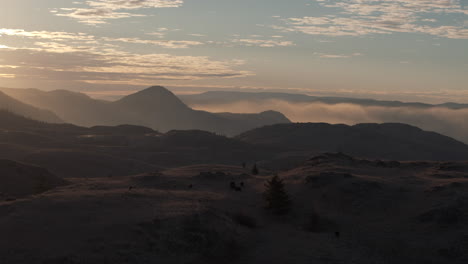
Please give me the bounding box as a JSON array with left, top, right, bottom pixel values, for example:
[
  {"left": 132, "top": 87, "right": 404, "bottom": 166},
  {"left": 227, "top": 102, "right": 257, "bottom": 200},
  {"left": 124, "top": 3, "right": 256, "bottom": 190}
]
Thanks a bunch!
[{"left": 230, "top": 182, "right": 243, "bottom": 191}]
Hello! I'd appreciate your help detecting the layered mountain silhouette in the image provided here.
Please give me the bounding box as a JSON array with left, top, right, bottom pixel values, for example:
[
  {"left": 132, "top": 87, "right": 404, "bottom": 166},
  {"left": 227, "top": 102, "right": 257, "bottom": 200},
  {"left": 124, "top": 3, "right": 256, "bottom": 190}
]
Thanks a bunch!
[
  {"left": 181, "top": 90, "right": 468, "bottom": 144},
  {"left": 0, "top": 110, "right": 266, "bottom": 177},
  {"left": 0, "top": 86, "right": 290, "bottom": 136},
  {"left": 2, "top": 109, "right": 468, "bottom": 181},
  {"left": 180, "top": 90, "right": 468, "bottom": 109},
  {"left": 0, "top": 90, "right": 62, "bottom": 123},
  {"left": 236, "top": 123, "right": 468, "bottom": 161}
]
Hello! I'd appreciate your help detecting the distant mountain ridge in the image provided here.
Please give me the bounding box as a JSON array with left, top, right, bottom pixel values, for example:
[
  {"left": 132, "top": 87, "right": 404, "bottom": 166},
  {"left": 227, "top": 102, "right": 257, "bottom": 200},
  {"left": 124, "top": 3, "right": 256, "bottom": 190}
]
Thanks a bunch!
[
  {"left": 0, "top": 86, "right": 290, "bottom": 136},
  {"left": 1, "top": 110, "right": 468, "bottom": 182},
  {"left": 180, "top": 90, "right": 468, "bottom": 144},
  {"left": 180, "top": 90, "right": 468, "bottom": 109},
  {"left": 236, "top": 122, "right": 468, "bottom": 161}
]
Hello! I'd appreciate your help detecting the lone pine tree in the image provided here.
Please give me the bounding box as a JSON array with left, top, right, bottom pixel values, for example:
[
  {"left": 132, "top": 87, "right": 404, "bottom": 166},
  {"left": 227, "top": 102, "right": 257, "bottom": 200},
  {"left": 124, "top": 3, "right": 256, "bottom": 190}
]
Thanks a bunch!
[
  {"left": 263, "top": 175, "right": 291, "bottom": 215},
  {"left": 252, "top": 163, "right": 260, "bottom": 175},
  {"left": 252, "top": 163, "right": 259, "bottom": 175}
]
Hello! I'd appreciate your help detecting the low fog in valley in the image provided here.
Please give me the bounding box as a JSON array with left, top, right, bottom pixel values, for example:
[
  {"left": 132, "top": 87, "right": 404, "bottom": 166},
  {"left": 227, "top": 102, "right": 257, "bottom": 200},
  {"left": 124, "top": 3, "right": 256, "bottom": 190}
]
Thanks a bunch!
[{"left": 188, "top": 99, "right": 468, "bottom": 144}]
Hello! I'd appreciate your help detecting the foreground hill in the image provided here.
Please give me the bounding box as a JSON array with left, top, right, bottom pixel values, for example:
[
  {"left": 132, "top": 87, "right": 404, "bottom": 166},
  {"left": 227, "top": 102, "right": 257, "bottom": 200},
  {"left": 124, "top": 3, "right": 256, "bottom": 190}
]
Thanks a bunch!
[
  {"left": 236, "top": 123, "right": 468, "bottom": 161},
  {"left": 0, "top": 90, "right": 62, "bottom": 123},
  {"left": 2, "top": 154, "right": 468, "bottom": 263},
  {"left": 0, "top": 86, "right": 290, "bottom": 136},
  {"left": 0, "top": 159, "right": 66, "bottom": 198}
]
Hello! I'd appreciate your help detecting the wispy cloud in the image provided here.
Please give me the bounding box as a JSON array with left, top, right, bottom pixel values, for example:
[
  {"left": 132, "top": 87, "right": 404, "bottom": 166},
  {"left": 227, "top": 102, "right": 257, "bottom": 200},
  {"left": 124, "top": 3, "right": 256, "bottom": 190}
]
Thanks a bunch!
[
  {"left": 277, "top": 0, "right": 468, "bottom": 39},
  {"left": 315, "top": 52, "right": 362, "bottom": 59},
  {"left": 231, "top": 36, "right": 295, "bottom": 47},
  {"left": 101, "top": 37, "right": 203, "bottom": 49},
  {"left": 53, "top": 0, "right": 184, "bottom": 25},
  {"left": 0, "top": 28, "right": 251, "bottom": 85}
]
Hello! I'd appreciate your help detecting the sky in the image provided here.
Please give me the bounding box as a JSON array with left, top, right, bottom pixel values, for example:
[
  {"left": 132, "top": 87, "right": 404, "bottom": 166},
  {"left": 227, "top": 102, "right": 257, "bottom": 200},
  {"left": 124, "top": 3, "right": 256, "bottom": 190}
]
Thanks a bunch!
[{"left": 0, "top": 0, "right": 467, "bottom": 103}]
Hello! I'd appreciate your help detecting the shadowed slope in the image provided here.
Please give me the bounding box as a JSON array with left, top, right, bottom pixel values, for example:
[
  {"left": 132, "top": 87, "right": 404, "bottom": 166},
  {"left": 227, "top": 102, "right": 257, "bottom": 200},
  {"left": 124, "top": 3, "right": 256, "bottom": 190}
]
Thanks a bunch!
[
  {"left": 0, "top": 159, "right": 67, "bottom": 198},
  {"left": 236, "top": 123, "right": 468, "bottom": 161}
]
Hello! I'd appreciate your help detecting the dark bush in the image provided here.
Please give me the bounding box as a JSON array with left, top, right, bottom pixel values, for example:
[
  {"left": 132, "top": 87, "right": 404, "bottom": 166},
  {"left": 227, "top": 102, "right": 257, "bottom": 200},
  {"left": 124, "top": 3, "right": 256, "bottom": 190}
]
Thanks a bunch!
[
  {"left": 304, "top": 208, "right": 320, "bottom": 232},
  {"left": 251, "top": 163, "right": 259, "bottom": 175},
  {"left": 232, "top": 212, "right": 257, "bottom": 229},
  {"left": 263, "top": 175, "right": 291, "bottom": 215}
]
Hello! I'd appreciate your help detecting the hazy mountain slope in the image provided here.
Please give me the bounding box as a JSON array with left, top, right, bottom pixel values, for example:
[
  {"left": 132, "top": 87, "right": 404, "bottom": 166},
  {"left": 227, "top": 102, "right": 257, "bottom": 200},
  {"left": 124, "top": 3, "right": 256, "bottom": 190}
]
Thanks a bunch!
[
  {"left": 112, "top": 86, "right": 231, "bottom": 132},
  {"left": 0, "top": 91, "right": 62, "bottom": 123},
  {"left": 0, "top": 86, "right": 290, "bottom": 135},
  {"left": 113, "top": 86, "right": 290, "bottom": 134},
  {"left": 0, "top": 88, "right": 125, "bottom": 126},
  {"left": 236, "top": 123, "right": 468, "bottom": 161}
]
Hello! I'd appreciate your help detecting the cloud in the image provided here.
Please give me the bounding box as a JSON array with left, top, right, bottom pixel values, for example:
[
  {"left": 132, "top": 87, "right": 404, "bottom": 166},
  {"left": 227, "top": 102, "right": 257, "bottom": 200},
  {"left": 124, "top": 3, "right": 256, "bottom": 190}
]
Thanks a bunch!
[
  {"left": 189, "top": 99, "right": 468, "bottom": 144},
  {"left": 101, "top": 37, "right": 203, "bottom": 48},
  {"left": 53, "top": 0, "right": 184, "bottom": 24},
  {"left": 315, "top": 52, "right": 362, "bottom": 59},
  {"left": 232, "top": 38, "right": 295, "bottom": 48},
  {"left": 278, "top": 0, "right": 468, "bottom": 39},
  {"left": 0, "top": 28, "right": 95, "bottom": 41},
  {"left": 0, "top": 28, "right": 252, "bottom": 85}
]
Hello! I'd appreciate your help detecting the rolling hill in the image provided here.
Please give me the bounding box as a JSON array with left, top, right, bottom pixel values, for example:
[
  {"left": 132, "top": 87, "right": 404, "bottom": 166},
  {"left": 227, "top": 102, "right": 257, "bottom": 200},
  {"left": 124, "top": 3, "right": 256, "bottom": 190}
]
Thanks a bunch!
[
  {"left": 0, "top": 159, "right": 67, "bottom": 198},
  {"left": 236, "top": 123, "right": 468, "bottom": 161}
]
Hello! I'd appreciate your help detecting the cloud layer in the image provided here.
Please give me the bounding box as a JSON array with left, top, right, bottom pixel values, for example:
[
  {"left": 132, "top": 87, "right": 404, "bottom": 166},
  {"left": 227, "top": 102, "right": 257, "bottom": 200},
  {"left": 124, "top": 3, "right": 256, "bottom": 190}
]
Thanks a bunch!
[
  {"left": 53, "top": 0, "right": 184, "bottom": 24},
  {"left": 0, "top": 28, "right": 251, "bottom": 85},
  {"left": 278, "top": 0, "right": 468, "bottom": 39},
  {"left": 189, "top": 99, "right": 468, "bottom": 144}
]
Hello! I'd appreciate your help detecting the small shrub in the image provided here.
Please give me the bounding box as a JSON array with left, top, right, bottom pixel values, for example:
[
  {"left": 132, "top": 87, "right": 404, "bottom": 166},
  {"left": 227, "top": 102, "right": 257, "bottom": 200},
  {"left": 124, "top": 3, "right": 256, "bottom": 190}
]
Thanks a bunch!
[
  {"left": 251, "top": 163, "right": 259, "bottom": 175},
  {"left": 232, "top": 212, "right": 257, "bottom": 229},
  {"left": 304, "top": 208, "right": 320, "bottom": 232}
]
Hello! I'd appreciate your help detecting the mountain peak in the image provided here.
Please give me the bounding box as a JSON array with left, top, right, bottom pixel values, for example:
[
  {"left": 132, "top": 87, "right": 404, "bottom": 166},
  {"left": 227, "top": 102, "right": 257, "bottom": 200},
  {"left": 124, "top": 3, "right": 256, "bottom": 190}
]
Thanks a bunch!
[
  {"left": 115, "top": 86, "right": 190, "bottom": 112},
  {"left": 137, "top": 86, "right": 173, "bottom": 95}
]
